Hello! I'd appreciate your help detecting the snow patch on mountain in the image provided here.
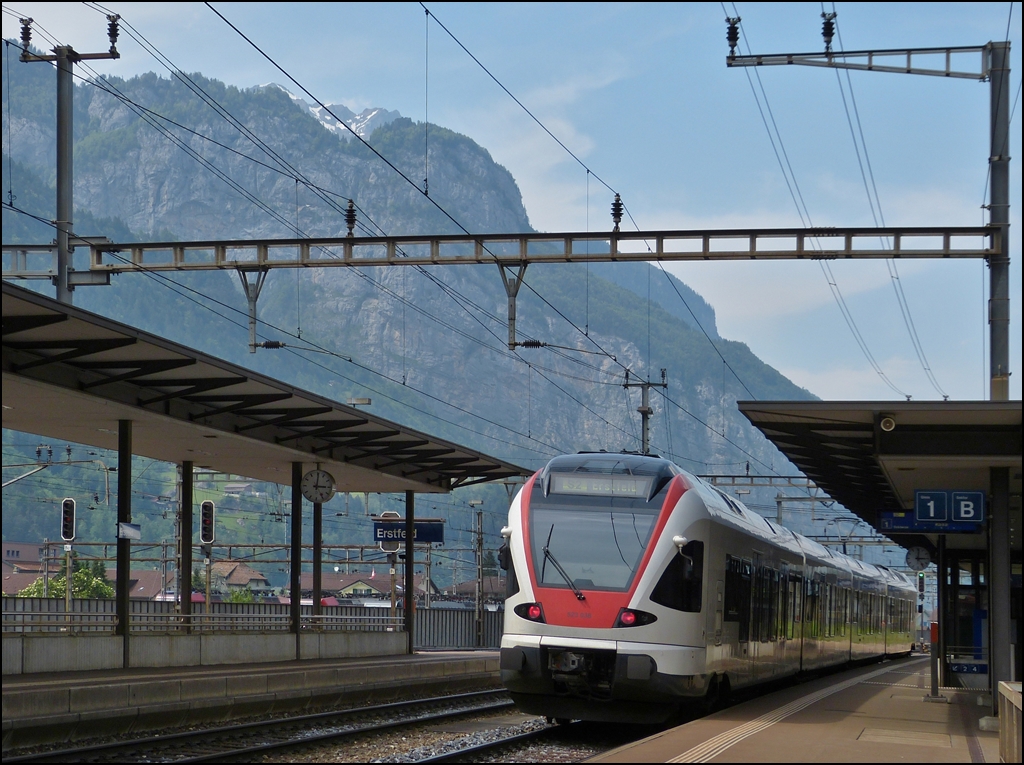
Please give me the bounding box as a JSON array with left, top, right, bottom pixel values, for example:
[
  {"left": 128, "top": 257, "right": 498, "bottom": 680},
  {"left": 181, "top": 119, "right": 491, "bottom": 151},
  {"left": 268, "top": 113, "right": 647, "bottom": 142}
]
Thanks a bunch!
[{"left": 260, "top": 83, "right": 401, "bottom": 139}]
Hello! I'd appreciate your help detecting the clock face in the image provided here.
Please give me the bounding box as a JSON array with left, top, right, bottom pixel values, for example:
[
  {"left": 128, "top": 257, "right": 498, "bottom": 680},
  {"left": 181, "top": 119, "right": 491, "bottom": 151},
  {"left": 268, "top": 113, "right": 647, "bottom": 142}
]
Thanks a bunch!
[
  {"left": 905, "top": 546, "right": 931, "bottom": 571},
  {"left": 301, "top": 469, "right": 336, "bottom": 504}
]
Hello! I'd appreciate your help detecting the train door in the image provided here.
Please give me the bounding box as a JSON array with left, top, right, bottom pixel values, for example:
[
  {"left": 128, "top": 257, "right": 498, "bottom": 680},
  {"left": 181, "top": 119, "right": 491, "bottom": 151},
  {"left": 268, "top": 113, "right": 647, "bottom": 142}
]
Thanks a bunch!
[
  {"left": 789, "top": 571, "right": 803, "bottom": 671},
  {"left": 714, "top": 580, "right": 723, "bottom": 645},
  {"left": 724, "top": 555, "right": 753, "bottom": 684}
]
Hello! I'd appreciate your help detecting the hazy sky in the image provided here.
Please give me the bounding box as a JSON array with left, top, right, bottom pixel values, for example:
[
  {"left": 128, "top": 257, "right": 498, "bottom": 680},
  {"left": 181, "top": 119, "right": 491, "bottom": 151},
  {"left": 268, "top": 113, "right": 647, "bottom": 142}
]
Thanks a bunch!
[{"left": 3, "top": 2, "right": 1021, "bottom": 402}]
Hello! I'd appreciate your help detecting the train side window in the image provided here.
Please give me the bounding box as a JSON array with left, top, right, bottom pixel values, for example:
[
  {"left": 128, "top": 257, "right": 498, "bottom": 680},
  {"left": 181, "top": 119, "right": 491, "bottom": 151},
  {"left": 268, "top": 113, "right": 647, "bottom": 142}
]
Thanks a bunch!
[
  {"left": 724, "top": 555, "right": 752, "bottom": 642},
  {"left": 650, "top": 540, "right": 704, "bottom": 613}
]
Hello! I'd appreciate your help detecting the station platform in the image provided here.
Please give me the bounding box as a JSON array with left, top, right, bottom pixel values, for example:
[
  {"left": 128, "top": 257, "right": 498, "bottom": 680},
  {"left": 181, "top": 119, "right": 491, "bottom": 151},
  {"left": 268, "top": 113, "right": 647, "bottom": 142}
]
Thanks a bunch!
[
  {"left": 589, "top": 655, "right": 1000, "bottom": 763},
  {"left": 1, "top": 649, "right": 500, "bottom": 750}
]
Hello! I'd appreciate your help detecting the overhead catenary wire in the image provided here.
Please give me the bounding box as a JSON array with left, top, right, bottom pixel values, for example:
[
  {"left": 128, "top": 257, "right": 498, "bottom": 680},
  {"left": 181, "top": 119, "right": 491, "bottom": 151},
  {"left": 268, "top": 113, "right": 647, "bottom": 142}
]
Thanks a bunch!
[
  {"left": 80, "top": 1, "right": 628, "bottom": 391},
  {"left": 726, "top": 2, "right": 910, "bottom": 400},
  {"left": 828, "top": 4, "right": 947, "bottom": 400},
  {"left": 8, "top": 5, "right": 774, "bottom": 473},
  {"left": 1, "top": 201, "right": 560, "bottom": 460},
  {"left": 417, "top": 1, "right": 764, "bottom": 415},
  {"left": 5, "top": 22, "right": 626, "bottom": 401}
]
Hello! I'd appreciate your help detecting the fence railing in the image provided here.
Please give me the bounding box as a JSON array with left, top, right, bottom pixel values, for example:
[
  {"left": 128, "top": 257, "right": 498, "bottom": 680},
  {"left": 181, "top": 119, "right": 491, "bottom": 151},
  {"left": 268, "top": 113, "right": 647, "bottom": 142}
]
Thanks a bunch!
[{"left": 2, "top": 598, "right": 502, "bottom": 646}]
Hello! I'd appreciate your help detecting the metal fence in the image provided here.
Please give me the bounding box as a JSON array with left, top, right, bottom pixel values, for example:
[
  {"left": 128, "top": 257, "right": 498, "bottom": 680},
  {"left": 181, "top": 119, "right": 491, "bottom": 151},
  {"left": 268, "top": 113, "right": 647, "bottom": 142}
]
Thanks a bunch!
[{"left": 2, "top": 598, "right": 503, "bottom": 647}]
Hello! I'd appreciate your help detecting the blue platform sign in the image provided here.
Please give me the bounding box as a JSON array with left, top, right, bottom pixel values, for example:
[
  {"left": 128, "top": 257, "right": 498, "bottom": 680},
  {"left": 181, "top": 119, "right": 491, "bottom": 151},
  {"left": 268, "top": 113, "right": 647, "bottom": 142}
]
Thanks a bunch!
[
  {"left": 879, "top": 512, "right": 982, "bottom": 534},
  {"left": 916, "top": 490, "right": 985, "bottom": 524},
  {"left": 880, "top": 490, "right": 987, "bottom": 533},
  {"left": 915, "top": 491, "right": 948, "bottom": 522},
  {"left": 950, "top": 491, "right": 985, "bottom": 523},
  {"left": 373, "top": 520, "right": 445, "bottom": 544}
]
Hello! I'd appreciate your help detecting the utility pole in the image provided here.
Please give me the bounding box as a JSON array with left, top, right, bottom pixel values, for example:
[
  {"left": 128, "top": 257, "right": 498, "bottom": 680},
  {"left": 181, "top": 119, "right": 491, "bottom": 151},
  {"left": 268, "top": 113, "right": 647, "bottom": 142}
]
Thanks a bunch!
[
  {"left": 42, "top": 538, "right": 49, "bottom": 598},
  {"left": 623, "top": 369, "right": 668, "bottom": 454},
  {"left": 425, "top": 546, "right": 432, "bottom": 608},
  {"left": 476, "top": 510, "right": 484, "bottom": 647},
  {"left": 17, "top": 17, "right": 120, "bottom": 304}
]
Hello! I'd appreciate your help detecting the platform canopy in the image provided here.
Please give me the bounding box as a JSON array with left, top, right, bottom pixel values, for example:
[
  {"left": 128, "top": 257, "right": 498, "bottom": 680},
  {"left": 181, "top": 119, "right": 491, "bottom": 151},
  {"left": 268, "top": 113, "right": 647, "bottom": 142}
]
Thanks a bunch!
[
  {"left": 2, "top": 282, "right": 529, "bottom": 493},
  {"left": 738, "top": 400, "right": 1022, "bottom": 552}
]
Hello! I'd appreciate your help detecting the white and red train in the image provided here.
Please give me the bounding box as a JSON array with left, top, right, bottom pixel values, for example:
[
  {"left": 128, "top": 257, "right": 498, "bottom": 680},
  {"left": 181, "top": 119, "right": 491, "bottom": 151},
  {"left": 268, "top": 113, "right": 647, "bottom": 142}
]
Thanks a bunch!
[{"left": 499, "top": 452, "right": 916, "bottom": 723}]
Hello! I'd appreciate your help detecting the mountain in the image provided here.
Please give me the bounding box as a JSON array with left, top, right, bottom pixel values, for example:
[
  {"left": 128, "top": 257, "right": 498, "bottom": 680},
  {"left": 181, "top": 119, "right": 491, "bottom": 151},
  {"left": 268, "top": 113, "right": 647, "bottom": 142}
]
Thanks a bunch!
[{"left": 2, "top": 58, "right": 819, "bottom": 558}]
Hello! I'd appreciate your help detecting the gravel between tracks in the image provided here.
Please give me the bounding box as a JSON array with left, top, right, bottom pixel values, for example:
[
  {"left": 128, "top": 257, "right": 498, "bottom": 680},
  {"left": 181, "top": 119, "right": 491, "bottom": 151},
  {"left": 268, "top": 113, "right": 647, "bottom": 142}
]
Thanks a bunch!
[{"left": 250, "top": 709, "right": 548, "bottom": 763}]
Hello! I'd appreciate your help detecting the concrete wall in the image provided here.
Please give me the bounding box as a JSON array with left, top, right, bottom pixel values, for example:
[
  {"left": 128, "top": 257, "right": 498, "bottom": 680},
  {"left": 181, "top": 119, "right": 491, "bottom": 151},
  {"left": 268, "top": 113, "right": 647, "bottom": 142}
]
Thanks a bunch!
[{"left": 2, "top": 631, "right": 407, "bottom": 675}]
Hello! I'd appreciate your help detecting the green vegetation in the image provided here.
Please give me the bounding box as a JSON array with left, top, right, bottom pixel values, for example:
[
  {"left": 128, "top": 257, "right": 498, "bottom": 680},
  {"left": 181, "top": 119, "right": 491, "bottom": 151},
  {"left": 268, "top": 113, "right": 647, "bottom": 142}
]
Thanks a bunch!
[{"left": 18, "top": 557, "right": 114, "bottom": 598}]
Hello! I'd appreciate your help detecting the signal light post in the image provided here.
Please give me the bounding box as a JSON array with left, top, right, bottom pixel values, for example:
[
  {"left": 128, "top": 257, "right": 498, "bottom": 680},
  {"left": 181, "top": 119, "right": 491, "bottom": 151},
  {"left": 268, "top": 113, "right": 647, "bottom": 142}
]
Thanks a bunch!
[
  {"left": 60, "top": 498, "right": 76, "bottom": 619},
  {"left": 200, "top": 501, "right": 215, "bottom": 613}
]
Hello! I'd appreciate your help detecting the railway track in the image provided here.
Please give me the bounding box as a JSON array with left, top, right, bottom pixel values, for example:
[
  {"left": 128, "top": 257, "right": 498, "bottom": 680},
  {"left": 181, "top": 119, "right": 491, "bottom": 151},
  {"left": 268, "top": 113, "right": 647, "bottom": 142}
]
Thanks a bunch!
[
  {"left": 408, "top": 718, "right": 649, "bottom": 763},
  {"left": 413, "top": 724, "right": 559, "bottom": 762},
  {"left": 5, "top": 689, "right": 514, "bottom": 763}
]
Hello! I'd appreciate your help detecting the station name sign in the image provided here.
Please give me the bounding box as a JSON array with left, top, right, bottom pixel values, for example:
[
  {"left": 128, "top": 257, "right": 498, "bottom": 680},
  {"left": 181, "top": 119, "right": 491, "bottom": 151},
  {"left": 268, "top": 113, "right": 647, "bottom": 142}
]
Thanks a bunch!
[
  {"left": 879, "top": 490, "right": 985, "bottom": 534},
  {"left": 373, "top": 519, "right": 445, "bottom": 544}
]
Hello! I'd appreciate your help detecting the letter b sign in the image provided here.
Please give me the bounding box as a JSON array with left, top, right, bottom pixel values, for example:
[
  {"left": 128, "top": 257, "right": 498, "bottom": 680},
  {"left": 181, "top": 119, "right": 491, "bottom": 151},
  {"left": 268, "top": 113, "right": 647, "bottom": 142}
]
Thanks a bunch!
[{"left": 951, "top": 492, "right": 985, "bottom": 523}]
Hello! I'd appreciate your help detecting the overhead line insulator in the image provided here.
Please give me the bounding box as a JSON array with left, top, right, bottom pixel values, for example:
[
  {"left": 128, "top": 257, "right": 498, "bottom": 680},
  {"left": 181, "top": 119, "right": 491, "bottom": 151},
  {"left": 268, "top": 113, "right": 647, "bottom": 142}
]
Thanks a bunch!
[
  {"left": 106, "top": 15, "right": 121, "bottom": 57},
  {"left": 611, "top": 194, "right": 624, "bottom": 233},
  {"left": 19, "top": 17, "right": 33, "bottom": 56},
  {"left": 821, "top": 12, "right": 836, "bottom": 55},
  {"left": 726, "top": 17, "right": 741, "bottom": 59},
  {"left": 345, "top": 199, "right": 357, "bottom": 238}
]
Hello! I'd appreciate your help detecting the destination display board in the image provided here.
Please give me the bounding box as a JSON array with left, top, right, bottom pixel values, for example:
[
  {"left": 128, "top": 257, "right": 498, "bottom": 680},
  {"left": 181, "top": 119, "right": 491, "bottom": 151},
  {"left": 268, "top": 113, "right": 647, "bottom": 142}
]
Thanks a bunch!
[{"left": 549, "top": 474, "right": 652, "bottom": 498}]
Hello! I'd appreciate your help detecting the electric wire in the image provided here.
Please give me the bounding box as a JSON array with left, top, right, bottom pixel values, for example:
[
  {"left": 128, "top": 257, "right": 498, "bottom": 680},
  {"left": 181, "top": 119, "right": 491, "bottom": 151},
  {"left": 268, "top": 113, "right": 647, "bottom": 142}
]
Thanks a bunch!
[
  {"left": 829, "top": 4, "right": 947, "bottom": 399},
  {"left": 1, "top": 200, "right": 560, "bottom": 459},
  {"left": 727, "top": 2, "right": 909, "bottom": 399},
  {"left": 5, "top": 27, "right": 624, "bottom": 403},
  {"left": 80, "top": 2, "right": 628, "bottom": 391},
  {"left": 418, "top": 1, "right": 761, "bottom": 402},
  {"left": 11, "top": 6, "right": 771, "bottom": 469}
]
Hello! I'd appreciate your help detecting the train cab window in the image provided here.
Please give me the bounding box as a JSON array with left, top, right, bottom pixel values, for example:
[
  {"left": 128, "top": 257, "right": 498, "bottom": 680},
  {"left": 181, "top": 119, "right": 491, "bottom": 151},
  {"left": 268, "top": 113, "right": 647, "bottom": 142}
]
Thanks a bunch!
[
  {"left": 650, "top": 540, "right": 704, "bottom": 613},
  {"left": 500, "top": 542, "right": 520, "bottom": 598}
]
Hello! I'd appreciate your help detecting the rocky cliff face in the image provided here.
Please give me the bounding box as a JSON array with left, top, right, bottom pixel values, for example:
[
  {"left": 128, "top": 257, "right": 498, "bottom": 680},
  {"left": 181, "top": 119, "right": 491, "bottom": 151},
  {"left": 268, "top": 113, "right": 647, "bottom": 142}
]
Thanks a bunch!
[{"left": 2, "top": 63, "right": 813, "bottom": 473}]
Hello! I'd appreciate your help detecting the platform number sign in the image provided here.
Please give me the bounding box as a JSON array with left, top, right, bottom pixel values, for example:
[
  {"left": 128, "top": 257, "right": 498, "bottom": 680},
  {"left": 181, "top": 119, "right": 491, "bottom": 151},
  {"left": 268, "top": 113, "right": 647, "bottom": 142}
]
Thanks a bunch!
[
  {"left": 915, "top": 490, "right": 985, "bottom": 525},
  {"left": 915, "top": 491, "right": 947, "bottom": 522}
]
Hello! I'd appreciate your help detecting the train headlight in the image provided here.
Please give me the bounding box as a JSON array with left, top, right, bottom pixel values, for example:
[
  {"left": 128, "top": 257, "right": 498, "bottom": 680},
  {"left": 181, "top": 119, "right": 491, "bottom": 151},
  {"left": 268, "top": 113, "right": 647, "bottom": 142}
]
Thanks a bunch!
[
  {"left": 614, "top": 608, "right": 657, "bottom": 628},
  {"left": 514, "top": 602, "right": 546, "bottom": 623}
]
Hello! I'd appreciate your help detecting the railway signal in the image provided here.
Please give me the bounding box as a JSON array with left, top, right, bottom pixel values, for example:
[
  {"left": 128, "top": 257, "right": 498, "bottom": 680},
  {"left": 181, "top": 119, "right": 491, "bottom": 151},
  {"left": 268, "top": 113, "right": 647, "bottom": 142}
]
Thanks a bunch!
[
  {"left": 200, "top": 501, "right": 216, "bottom": 544},
  {"left": 60, "top": 497, "right": 76, "bottom": 541}
]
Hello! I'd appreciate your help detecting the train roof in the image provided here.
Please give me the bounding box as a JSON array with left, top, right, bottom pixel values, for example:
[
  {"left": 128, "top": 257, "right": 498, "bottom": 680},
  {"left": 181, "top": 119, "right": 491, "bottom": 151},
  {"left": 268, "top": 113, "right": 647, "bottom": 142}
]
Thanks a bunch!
[
  {"left": 687, "top": 471, "right": 913, "bottom": 592},
  {"left": 540, "top": 454, "right": 915, "bottom": 593}
]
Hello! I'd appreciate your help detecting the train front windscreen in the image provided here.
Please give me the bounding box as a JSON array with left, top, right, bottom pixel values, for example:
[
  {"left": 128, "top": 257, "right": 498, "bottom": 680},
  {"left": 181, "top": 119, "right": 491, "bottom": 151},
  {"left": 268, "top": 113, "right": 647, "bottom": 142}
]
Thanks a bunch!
[{"left": 529, "top": 473, "right": 660, "bottom": 592}]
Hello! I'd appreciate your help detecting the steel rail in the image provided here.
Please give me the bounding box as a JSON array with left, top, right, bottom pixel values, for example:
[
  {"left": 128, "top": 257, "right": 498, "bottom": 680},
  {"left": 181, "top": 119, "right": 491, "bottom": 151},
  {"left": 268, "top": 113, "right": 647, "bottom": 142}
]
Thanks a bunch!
[
  {"left": 413, "top": 724, "right": 560, "bottom": 763},
  {"left": 4, "top": 688, "right": 512, "bottom": 763}
]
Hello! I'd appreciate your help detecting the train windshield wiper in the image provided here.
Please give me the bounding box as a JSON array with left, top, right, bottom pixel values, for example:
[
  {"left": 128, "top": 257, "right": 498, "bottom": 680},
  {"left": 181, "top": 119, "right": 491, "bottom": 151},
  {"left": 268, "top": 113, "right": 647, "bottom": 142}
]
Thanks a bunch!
[{"left": 542, "top": 524, "right": 586, "bottom": 601}]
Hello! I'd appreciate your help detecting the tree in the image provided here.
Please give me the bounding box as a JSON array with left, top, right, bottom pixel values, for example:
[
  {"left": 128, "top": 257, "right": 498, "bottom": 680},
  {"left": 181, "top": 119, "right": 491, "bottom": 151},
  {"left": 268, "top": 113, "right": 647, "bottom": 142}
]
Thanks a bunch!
[
  {"left": 17, "top": 569, "right": 115, "bottom": 598},
  {"left": 225, "top": 586, "right": 255, "bottom": 604},
  {"left": 483, "top": 549, "right": 499, "bottom": 577}
]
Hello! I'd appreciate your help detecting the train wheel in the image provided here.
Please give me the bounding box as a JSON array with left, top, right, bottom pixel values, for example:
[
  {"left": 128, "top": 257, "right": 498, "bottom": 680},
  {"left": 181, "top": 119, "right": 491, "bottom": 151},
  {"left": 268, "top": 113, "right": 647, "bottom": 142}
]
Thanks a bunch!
[
  {"left": 700, "top": 674, "right": 720, "bottom": 714},
  {"left": 703, "top": 674, "right": 731, "bottom": 714}
]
